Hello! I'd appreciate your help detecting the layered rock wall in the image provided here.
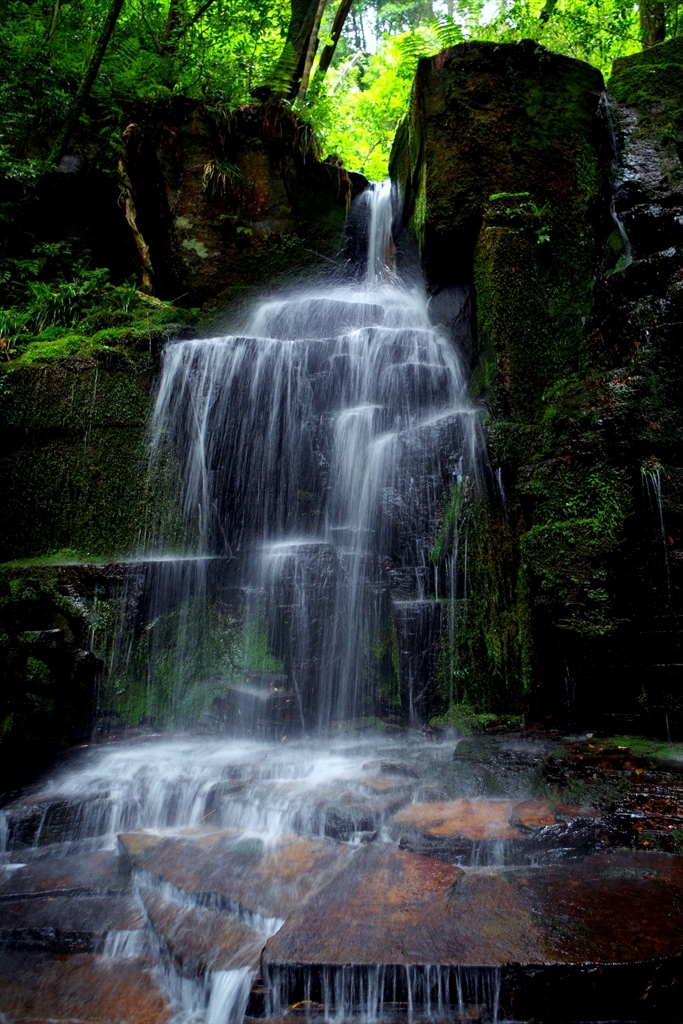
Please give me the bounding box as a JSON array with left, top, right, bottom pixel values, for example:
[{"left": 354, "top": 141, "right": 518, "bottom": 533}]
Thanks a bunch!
[{"left": 392, "top": 38, "right": 683, "bottom": 735}]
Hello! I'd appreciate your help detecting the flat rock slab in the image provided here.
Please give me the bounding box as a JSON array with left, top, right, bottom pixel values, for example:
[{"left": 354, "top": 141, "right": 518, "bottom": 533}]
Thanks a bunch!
[
  {"left": 391, "top": 799, "right": 525, "bottom": 840},
  {"left": 389, "top": 797, "right": 604, "bottom": 863},
  {"left": 0, "top": 951, "right": 172, "bottom": 1022},
  {"left": 119, "top": 829, "right": 355, "bottom": 922},
  {"left": 264, "top": 845, "right": 683, "bottom": 968},
  {"left": 390, "top": 797, "right": 591, "bottom": 841},
  {"left": 141, "top": 886, "right": 265, "bottom": 975},
  {"left": 0, "top": 850, "right": 129, "bottom": 899}
]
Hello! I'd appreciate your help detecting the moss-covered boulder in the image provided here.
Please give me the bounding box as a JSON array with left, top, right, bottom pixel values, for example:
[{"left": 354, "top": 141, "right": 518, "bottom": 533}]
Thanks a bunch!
[{"left": 391, "top": 39, "right": 607, "bottom": 419}]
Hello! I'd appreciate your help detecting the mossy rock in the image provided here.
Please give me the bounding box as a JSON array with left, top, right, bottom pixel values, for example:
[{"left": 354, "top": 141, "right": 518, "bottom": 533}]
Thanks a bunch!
[
  {"left": 391, "top": 40, "right": 607, "bottom": 419},
  {"left": 0, "top": 351, "right": 159, "bottom": 561}
]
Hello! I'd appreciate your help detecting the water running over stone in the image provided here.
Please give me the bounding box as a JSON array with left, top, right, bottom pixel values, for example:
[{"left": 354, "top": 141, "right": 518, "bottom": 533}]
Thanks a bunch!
[
  {"left": 4, "top": 185, "right": 683, "bottom": 1024},
  {"left": 133, "top": 180, "right": 484, "bottom": 730}
]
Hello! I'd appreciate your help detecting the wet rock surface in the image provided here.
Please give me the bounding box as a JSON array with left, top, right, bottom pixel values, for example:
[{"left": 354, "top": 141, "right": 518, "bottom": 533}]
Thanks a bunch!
[
  {"left": 2, "top": 732, "right": 683, "bottom": 1022},
  {"left": 0, "top": 950, "right": 172, "bottom": 1022},
  {"left": 118, "top": 829, "right": 355, "bottom": 924},
  {"left": 140, "top": 886, "right": 265, "bottom": 974},
  {"left": 264, "top": 843, "right": 683, "bottom": 967}
]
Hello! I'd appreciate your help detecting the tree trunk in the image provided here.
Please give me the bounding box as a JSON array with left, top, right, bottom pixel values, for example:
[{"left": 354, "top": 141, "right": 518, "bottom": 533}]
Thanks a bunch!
[
  {"left": 282, "top": 0, "right": 325, "bottom": 98},
  {"left": 316, "top": 0, "right": 354, "bottom": 80},
  {"left": 46, "top": 0, "right": 61, "bottom": 50},
  {"left": 46, "top": 0, "right": 125, "bottom": 170},
  {"left": 297, "top": 0, "right": 327, "bottom": 102},
  {"left": 640, "top": 0, "right": 665, "bottom": 47},
  {"left": 162, "top": 0, "right": 182, "bottom": 52}
]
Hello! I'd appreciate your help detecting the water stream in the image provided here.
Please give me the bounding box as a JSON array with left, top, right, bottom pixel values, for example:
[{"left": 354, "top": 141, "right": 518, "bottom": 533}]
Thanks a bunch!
[
  {"left": 4, "top": 184, "right": 670, "bottom": 1024},
  {"left": 108, "top": 180, "right": 484, "bottom": 733}
]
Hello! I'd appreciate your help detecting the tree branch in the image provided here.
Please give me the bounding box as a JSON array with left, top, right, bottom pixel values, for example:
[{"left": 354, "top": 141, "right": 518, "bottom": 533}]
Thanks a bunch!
[{"left": 316, "top": 0, "right": 353, "bottom": 79}]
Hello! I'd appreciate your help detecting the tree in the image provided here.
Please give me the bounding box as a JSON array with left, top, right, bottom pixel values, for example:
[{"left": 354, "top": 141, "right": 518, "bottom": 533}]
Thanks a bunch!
[
  {"left": 298, "top": 0, "right": 328, "bottom": 100},
  {"left": 640, "top": 0, "right": 666, "bottom": 46},
  {"left": 316, "top": 0, "right": 355, "bottom": 80},
  {"left": 279, "top": 0, "right": 329, "bottom": 97},
  {"left": 46, "top": 0, "right": 126, "bottom": 170}
]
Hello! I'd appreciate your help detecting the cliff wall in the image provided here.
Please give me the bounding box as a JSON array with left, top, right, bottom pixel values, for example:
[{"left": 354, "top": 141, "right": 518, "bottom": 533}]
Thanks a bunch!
[{"left": 392, "top": 38, "right": 683, "bottom": 736}]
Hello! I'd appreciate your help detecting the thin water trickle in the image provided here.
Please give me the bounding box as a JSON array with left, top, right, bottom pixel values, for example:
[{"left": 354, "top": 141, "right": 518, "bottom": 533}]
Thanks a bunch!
[{"left": 601, "top": 92, "right": 633, "bottom": 273}]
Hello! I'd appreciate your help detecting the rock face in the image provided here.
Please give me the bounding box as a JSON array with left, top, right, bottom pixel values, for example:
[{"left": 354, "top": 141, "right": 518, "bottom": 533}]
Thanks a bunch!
[
  {"left": 391, "top": 38, "right": 683, "bottom": 734},
  {"left": 391, "top": 39, "right": 607, "bottom": 417},
  {"left": 1, "top": 351, "right": 157, "bottom": 561},
  {"left": 0, "top": 568, "right": 103, "bottom": 791},
  {"left": 122, "top": 101, "right": 367, "bottom": 305}
]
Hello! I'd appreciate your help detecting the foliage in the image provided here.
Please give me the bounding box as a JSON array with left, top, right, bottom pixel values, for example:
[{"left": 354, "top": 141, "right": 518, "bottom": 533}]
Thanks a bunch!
[
  {"left": 2, "top": 0, "right": 679, "bottom": 195},
  {"left": 429, "top": 700, "right": 500, "bottom": 733},
  {"left": 0, "top": 236, "right": 188, "bottom": 359}
]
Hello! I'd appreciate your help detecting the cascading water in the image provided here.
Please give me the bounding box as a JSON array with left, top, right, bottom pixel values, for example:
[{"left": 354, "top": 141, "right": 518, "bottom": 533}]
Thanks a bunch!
[
  {"left": 127, "top": 180, "right": 484, "bottom": 731},
  {"left": 1, "top": 184, "right": 533, "bottom": 1024}
]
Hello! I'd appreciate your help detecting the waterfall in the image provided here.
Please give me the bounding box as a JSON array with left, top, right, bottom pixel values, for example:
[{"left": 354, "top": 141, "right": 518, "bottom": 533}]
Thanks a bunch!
[{"left": 107, "top": 181, "right": 484, "bottom": 733}]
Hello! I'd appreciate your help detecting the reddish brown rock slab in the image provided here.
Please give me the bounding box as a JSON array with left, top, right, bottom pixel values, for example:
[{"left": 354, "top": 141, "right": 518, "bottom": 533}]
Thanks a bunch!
[
  {"left": 264, "top": 845, "right": 683, "bottom": 969},
  {"left": 0, "top": 850, "right": 129, "bottom": 898},
  {"left": 118, "top": 829, "right": 355, "bottom": 921},
  {"left": 140, "top": 885, "right": 265, "bottom": 975},
  {"left": 0, "top": 951, "right": 172, "bottom": 1022},
  {"left": 391, "top": 799, "right": 524, "bottom": 840},
  {"left": 509, "top": 798, "right": 558, "bottom": 828}
]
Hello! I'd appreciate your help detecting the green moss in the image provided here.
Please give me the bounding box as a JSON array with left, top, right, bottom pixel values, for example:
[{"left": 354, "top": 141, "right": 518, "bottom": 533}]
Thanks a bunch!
[
  {"left": 19, "top": 333, "right": 107, "bottom": 364},
  {"left": 374, "top": 614, "right": 401, "bottom": 709},
  {"left": 11, "top": 304, "right": 197, "bottom": 365},
  {"left": 602, "top": 734, "right": 683, "bottom": 760},
  {"left": 429, "top": 701, "right": 498, "bottom": 734},
  {"left": 431, "top": 486, "right": 528, "bottom": 717},
  {"left": 431, "top": 480, "right": 465, "bottom": 564}
]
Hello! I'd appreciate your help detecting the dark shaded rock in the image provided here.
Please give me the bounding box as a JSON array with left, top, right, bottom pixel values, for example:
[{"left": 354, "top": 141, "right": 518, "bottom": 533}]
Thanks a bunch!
[
  {"left": 389, "top": 38, "right": 683, "bottom": 732},
  {"left": 391, "top": 39, "right": 607, "bottom": 415},
  {"left": 0, "top": 894, "right": 143, "bottom": 954},
  {"left": 544, "top": 737, "right": 683, "bottom": 851},
  {"left": 609, "top": 37, "right": 683, "bottom": 261},
  {"left": 0, "top": 571, "right": 101, "bottom": 793},
  {"left": 122, "top": 100, "right": 367, "bottom": 306},
  {"left": 361, "top": 759, "right": 419, "bottom": 777},
  {"left": 0, "top": 351, "right": 160, "bottom": 563}
]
